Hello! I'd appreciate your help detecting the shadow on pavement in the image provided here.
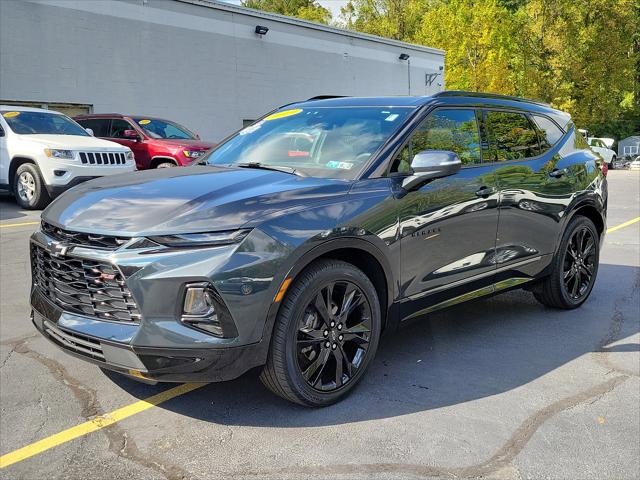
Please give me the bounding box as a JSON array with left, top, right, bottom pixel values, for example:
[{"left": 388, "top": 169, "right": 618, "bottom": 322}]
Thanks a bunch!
[
  {"left": 0, "top": 193, "right": 33, "bottom": 221},
  {"left": 103, "top": 262, "right": 639, "bottom": 426}
]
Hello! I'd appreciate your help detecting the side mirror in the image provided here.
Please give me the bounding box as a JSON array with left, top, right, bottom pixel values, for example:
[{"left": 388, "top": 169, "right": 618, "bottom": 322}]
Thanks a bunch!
[
  {"left": 123, "top": 129, "right": 139, "bottom": 140},
  {"left": 85, "top": 128, "right": 94, "bottom": 136},
  {"left": 402, "top": 150, "right": 462, "bottom": 191},
  {"left": 195, "top": 133, "right": 201, "bottom": 140}
]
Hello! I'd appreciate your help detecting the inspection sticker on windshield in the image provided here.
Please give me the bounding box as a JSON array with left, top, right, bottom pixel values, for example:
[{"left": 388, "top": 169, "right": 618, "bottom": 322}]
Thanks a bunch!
[
  {"left": 2, "top": 111, "right": 20, "bottom": 118},
  {"left": 384, "top": 114, "right": 400, "bottom": 122},
  {"left": 264, "top": 109, "right": 303, "bottom": 121},
  {"left": 239, "top": 121, "right": 263, "bottom": 135},
  {"left": 326, "top": 161, "right": 354, "bottom": 170},
  {"left": 138, "top": 119, "right": 151, "bottom": 125}
]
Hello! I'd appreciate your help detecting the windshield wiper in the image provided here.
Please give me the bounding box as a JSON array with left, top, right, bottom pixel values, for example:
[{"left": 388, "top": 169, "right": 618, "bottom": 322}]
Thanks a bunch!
[{"left": 235, "top": 162, "right": 305, "bottom": 177}]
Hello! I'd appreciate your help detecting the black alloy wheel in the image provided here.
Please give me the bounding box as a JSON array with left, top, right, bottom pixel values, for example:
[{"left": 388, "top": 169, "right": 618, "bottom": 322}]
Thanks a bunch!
[
  {"left": 260, "top": 259, "right": 381, "bottom": 406},
  {"left": 533, "top": 215, "right": 600, "bottom": 309},
  {"left": 562, "top": 226, "right": 597, "bottom": 300},
  {"left": 296, "top": 280, "right": 372, "bottom": 392}
]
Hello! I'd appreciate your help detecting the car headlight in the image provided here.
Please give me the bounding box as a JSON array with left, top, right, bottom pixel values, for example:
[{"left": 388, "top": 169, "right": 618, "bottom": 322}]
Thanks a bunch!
[
  {"left": 44, "top": 149, "right": 74, "bottom": 159},
  {"left": 126, "top": 151, "right": 135, "bottom": 161},
  {"left": 148, "top": 229, "right": 252, "bottom": 247},
  {"left": 183, "top": 149, "right": 206, "bottom": 158}
]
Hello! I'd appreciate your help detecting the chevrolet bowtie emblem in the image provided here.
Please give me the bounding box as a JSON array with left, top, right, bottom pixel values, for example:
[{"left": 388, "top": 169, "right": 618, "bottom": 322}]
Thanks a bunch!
[{"left": 47, "top": 240, "right": 68, "bottom": 257}]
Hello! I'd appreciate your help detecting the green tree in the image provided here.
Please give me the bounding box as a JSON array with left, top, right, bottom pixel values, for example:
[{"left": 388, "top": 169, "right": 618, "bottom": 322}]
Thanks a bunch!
[
  {"left": 242, "top": 0, "right": 331, "bottom": 24},
  {"left": 340, "top": 0, "right": 428, "bottom": 40}
]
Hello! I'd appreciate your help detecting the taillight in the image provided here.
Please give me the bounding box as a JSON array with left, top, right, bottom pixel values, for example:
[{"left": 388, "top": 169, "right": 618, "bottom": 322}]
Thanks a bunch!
[{"left": 601, "top": 162, "right": 608, "bottom": 176}]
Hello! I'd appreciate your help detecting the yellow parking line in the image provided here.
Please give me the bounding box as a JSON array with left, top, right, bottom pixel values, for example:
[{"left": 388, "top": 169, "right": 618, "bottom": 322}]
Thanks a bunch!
[
  {"left": 607, "top": 216, "right": 640, "bottom": 234},
  {"left": 0, "top": 382, "right": 205, "bottom": 469},
  {"left": 0, "top": 221, "right": 40, "bottom": 229}
]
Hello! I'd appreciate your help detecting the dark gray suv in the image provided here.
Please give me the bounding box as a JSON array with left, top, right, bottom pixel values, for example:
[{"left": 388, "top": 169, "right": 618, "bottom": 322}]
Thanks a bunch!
[{"left": 30, "top": 92, "right": 607, "bottom": 406}]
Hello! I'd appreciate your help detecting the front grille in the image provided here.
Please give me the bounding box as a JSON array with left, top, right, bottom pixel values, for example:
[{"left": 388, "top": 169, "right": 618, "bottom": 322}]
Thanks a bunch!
[
  {"left": 41, "top": 221, "right": 129, "bottom": 250},
  {"left": 31, "top": 244, "right": 141, "bottom": 323},
  {"left": 44, "top": 320, "right": 104, "bottom": 360},
  {"left": 79, "top": 151, "right": 127, "bottom": 165}
]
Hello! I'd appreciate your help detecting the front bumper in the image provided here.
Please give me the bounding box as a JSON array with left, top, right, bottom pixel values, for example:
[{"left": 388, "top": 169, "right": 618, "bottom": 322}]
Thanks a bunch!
[
  {"left": 29, "top": 227, "right": 291, "bottom": 383},
  {"left": 31, "top": 289, "right": 266, "bottom": 383}
]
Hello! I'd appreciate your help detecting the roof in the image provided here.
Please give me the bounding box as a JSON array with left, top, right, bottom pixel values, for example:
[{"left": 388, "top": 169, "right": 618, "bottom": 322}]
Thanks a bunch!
[
  {"left": 74, "top": 113, "right": 170, "bottom": 121},
  {"left": 293, "top": 91, "right": 566, "bottom": 112},
  {"left": 176, "top": 0, "right": 444, "bottom": 56},
  {"left": 0, "top": 105, "right": 62, "bottom": 114}
]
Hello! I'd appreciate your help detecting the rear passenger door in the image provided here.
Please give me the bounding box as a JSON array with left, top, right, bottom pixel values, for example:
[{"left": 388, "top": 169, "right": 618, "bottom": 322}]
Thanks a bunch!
[
  {"left": 485, "top": 109, "right": 574, "bottom": 282},
  {"left": 394, "top": 108, "right": 501, "bottom": 321},
  {"left": 108, "top": 119, "right": 148, "bottom": 168}
]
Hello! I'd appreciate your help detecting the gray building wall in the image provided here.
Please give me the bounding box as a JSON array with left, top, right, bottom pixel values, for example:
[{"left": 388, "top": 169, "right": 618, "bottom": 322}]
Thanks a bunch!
[{"left": 0, "top": 0, "right": 445, "bottom": 142}]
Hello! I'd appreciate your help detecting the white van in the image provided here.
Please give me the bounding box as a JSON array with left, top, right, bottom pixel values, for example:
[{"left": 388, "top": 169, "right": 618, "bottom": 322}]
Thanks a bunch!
[{"left": 0, "top": 106, "right": 136, "bottom": 209}]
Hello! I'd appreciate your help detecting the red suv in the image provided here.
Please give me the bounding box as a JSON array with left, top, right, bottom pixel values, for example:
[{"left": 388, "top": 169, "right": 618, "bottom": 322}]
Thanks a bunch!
[{"left": 74, "top": 114, "right": 214, "bottom": 169}]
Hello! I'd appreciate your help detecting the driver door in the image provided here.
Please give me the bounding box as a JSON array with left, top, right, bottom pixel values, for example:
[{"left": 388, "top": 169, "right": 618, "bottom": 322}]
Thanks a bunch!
[{"left": 392, "top": 108, "right": 501, "bottom": 320}]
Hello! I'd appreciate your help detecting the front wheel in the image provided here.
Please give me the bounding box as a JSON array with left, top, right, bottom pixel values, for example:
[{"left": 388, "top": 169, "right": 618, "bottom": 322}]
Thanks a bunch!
[
  {"left": 534, "top": 216, "right": 600, "bottom": 309},
  {"left": 260, "top": 260, "right": 381, "bottom": 406},
  {"left": 13, "top": 163, "right": 51, "bottom": 210}
]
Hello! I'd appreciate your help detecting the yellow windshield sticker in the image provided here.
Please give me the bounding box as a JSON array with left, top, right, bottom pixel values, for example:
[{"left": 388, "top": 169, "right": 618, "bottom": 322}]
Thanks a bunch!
[
  {"left": 264, "top": 109, "right": 303, "bottom": 121},
  {"left": 2, "top": 111, "right": 20, "bottom": 118},
  {"left": 138, "top": 119, "right": 151, "bottom": 125}
]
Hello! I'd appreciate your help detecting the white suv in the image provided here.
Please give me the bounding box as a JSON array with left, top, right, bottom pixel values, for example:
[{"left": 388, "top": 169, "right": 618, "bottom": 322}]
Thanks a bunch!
[
  {"left": 0, "top": 106, "right": 136, "bottom": 209},
  {"left": 588, "top": 137, "right": 618, "bottom": 169}
]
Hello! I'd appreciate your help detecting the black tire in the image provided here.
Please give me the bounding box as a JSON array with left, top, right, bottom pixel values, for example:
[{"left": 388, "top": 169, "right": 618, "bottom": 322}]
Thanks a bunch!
[
  {"left": 155, "top": 161, "right": 176, "bottom": 168},
  {"left": 534, "top": 215, "right": 600, "bottom": 309},
  {"left": 260, "top": 259, "right": 381, "bottom": 407},
  {"left": 13, "top": 163, "right": 51, "bottom": 210}
]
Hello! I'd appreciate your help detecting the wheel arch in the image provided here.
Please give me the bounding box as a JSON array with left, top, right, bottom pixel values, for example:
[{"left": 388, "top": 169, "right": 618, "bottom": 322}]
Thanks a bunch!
[
  {"left": 8, "top": 156, "right": 38, "bottom": 193},
  {"left": 567, "top": 202, "right": 605, "bottom": 238},
  {"left": 150, "top": 156, "right": 178, "bottom": 168}
]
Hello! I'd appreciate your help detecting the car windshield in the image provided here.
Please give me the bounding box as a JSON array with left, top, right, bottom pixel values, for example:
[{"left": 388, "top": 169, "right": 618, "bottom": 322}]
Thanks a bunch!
[
  {"left": 204, "top": 106, "right": 414, "bottom": 179},
  {"left": 132, "top": 118, "right": 196, "bottom": 140},
  {"left": 1, "top": 110, "right": 89, "bottom": 136}
]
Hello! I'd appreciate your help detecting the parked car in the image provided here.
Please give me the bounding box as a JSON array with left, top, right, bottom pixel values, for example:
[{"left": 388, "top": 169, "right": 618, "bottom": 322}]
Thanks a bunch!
[
  {"left": 74, "top": 114, "right": 214, "bottom": 170},
  {"left": 31, "top": 92, "right": 606, "bottom": 406},
  {"left": 588, "top": 137, "right": 619, "bottom": 169},
  {"left": 0, "top": 106, "right": 136, "bottom": 209},
  {"left": 629, "top": 156, "right": 640, "bottom": 170}
]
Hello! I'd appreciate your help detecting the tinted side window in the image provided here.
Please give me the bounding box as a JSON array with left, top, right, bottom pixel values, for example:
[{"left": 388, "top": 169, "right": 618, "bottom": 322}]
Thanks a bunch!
[
  {"left": 76, "top": 119, "right": 110, "bottom": 137},
  {"left": 484, "top": 111, "right": 540, "bottom": 161},
  {"left": 110, "top": 119, "right": 134, "bottom": 138},
  {"left": 532, "top": 115, "right": 564, "bottom": 152},
  {"left": 391, "top": 109, "right": 481, "bottom": 173}
]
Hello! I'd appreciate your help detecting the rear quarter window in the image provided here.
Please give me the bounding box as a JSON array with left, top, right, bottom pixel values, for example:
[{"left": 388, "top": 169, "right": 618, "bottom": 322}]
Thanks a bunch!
[{"left": 531, "top": 115, "right": 565, "bottom": 152}]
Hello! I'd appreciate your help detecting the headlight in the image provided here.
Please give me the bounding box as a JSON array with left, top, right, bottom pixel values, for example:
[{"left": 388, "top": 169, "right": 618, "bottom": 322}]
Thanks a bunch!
[
  {"left": 126, "top": 151, "right": 135, "bottom": 161},
  {"left": 44, "top": 149, "right": 74, "bottom": 159},
  {"left": 148, "top": 229, "right": 251, "bottom": 247},
  {"left": 183, "top": 149, "right": 206, "bottom": 158}
]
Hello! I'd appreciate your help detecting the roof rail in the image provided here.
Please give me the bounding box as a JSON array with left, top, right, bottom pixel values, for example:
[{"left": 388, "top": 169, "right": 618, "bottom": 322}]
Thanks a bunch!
[
  {"left": 433, "top": 90, "right": 550, "bottom": 107},
  {"left": 306, "top": 95, "right": 349, "bottom": 101}
]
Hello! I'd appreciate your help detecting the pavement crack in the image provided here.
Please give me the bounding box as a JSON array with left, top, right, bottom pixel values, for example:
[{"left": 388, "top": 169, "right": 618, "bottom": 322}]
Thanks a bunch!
[{"left": 238, "top": 375, "right": 629, "bottom": 479}]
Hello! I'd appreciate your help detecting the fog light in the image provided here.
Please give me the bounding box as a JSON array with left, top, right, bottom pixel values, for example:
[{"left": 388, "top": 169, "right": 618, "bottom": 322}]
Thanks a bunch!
[{"left": 182, "top": 283, "right": 223, "bottom": 336}]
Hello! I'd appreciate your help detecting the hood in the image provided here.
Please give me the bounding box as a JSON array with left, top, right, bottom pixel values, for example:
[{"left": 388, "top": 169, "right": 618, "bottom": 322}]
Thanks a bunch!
[
  {"left": 43, "top": 166, "right": 351, "bottom": 236},
  {"left": 157, "top": 139, "right": 215, "bottom": 149},
  {"left": 22, "top": 134, "right": 130, "bottom": 151}
]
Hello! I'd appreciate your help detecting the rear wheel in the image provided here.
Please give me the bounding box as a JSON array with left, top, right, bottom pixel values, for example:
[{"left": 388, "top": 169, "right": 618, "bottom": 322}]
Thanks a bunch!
[
  {"left": 260, "top": 259, "right": 381, "bottom": 406},
  {"left": 13, "top": 163, "right": 51, "bottom": 210},
  {"left": 534, "top": 216, "right": 599, "bottom": 309}
]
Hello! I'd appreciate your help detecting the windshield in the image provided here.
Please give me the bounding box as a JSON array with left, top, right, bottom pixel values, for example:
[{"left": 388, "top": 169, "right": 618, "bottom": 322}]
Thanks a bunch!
[
  {"left": 204, "top": 106, "right": 413, "bottom": 179},
  {"left": 132, "top": 117, "right": 196, "bottom": 140},
  {"left": 1, "top": 110, "right": 89, "bottom": 136}
]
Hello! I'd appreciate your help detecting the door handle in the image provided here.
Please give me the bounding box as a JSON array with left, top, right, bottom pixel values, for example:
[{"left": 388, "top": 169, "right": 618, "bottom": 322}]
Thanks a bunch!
[
  {"left": 475, "top": 186, "right": 491, "bottom": 197},
  {"left": 549, "top": 168, "right": 566, "bottom": 178}
]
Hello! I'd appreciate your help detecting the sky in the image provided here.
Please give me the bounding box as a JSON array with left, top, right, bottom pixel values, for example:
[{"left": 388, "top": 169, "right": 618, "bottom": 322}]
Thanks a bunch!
[{"left": 221, "top": 1, "right": 349, "bottom": 20}]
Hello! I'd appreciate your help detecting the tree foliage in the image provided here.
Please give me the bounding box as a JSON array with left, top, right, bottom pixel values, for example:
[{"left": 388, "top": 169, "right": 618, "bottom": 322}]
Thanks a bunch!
[
  {"left": 242, "top": 0, "right": 331, "bottom": 24},
  {"left": 340, "top": 0, "right": 639, "bottom": 138}
]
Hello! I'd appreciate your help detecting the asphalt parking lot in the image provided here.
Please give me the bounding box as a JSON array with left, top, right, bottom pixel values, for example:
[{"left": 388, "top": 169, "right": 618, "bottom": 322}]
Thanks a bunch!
[{"left": 0, "top": 171, "right": 638, "bottom": 480}]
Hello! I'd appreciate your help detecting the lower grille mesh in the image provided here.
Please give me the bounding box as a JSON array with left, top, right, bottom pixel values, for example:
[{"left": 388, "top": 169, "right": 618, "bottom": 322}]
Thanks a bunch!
[{"left": 31, "top": 244, "right": 141, "bottom": 323}]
